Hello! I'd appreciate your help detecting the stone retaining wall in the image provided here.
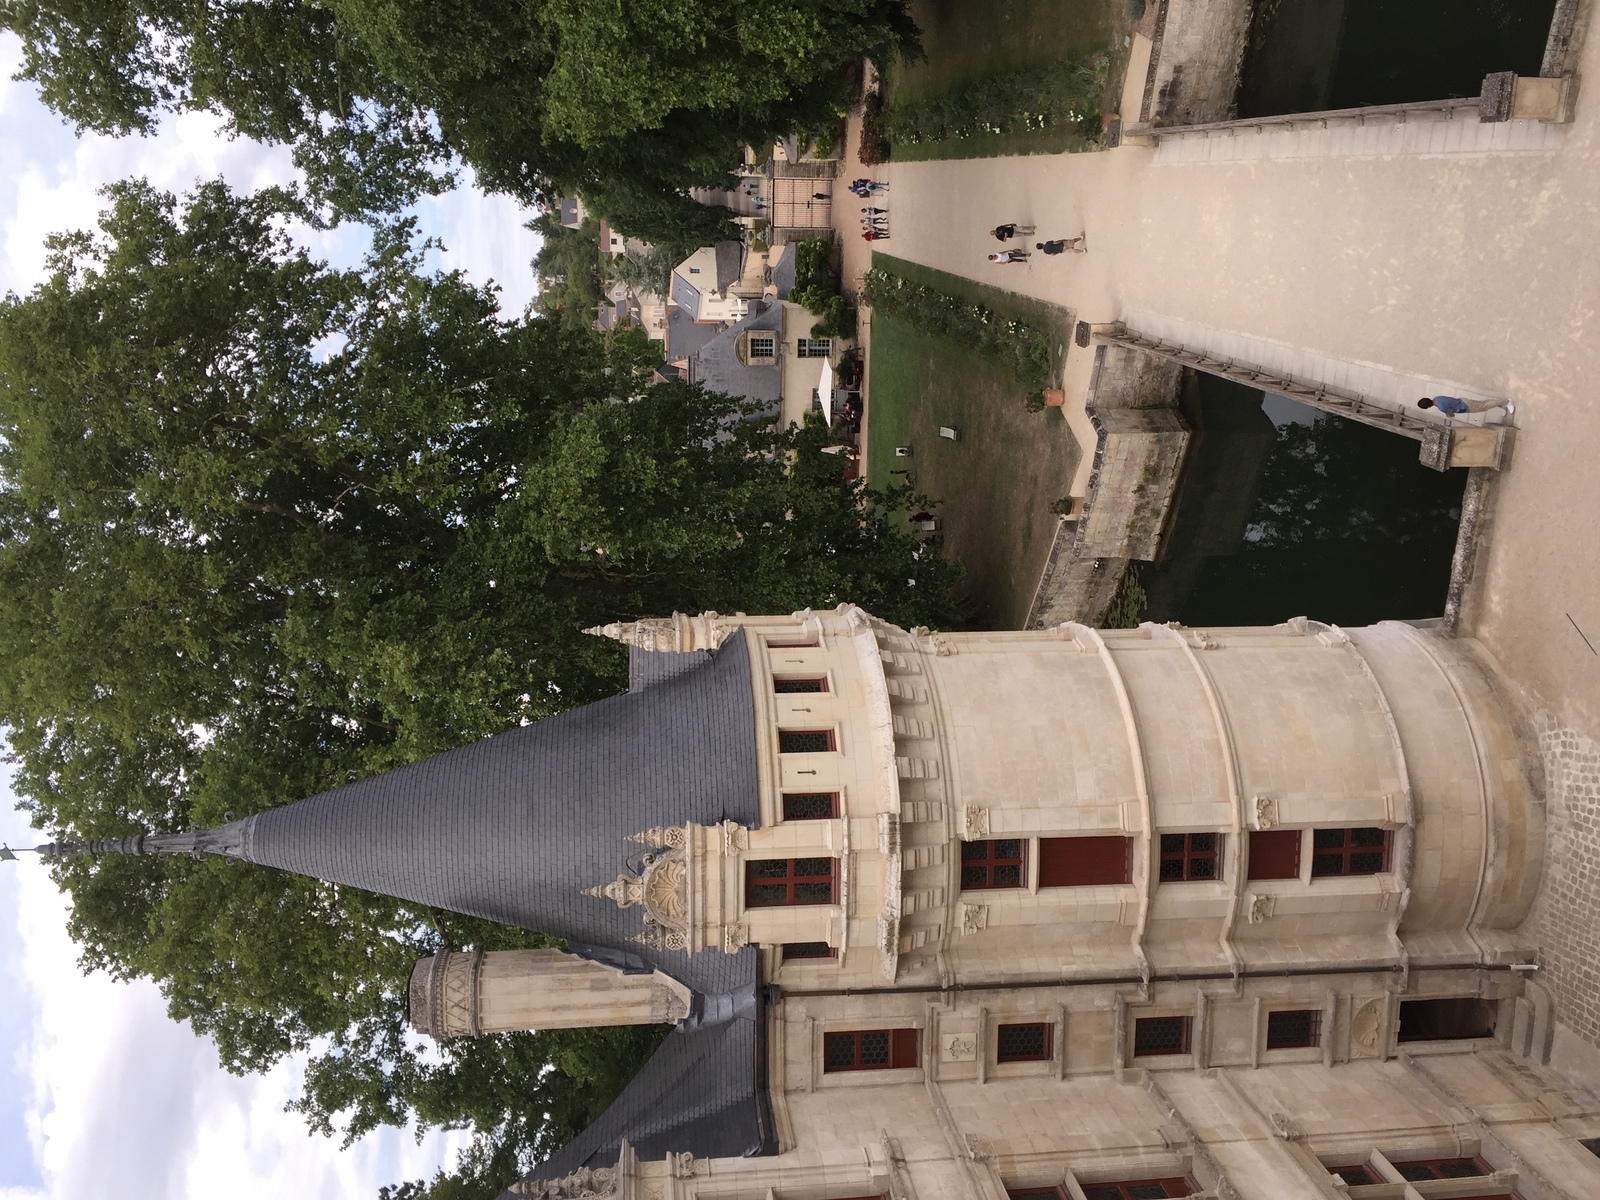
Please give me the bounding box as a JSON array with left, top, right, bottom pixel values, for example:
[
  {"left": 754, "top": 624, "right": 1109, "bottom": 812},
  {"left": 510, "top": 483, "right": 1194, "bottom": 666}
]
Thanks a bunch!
[
  {"left": 1145, "top": 0, "right": 1255, "bottom": 125},
  {"left": 1025, "top": 344, "right": 1190, "bottom": 627}
]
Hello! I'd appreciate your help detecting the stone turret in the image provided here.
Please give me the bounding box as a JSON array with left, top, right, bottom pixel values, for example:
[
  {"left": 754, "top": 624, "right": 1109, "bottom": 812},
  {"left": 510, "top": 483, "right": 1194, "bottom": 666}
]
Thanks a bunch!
[{"left": 408, "top": 949, "right": 692, "bottom": 1039}]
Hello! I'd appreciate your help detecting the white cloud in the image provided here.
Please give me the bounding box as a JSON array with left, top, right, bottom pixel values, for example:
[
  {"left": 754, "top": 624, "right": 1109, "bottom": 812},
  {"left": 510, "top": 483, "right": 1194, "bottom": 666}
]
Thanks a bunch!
[
  {"left": 0, "top": 31, "right": 540, "bottom": 312},
  {"left": 0, "top": 769, "right": 469, "bottom": 1200},
  {"left": 0, "top": 25, "right": 542, "bottom": 1189}
]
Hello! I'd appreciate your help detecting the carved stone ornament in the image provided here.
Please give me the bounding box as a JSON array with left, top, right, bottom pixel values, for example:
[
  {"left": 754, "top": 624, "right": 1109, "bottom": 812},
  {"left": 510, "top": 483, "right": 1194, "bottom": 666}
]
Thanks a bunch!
[
  {"left": 722, "top": 923, "right": 749, "bottom": 953},
  {"left": 963, "top": 806, "right": 990, "bottom": 839},
  {"left": 627, "top": 826, "right": 687, "bottom": 850},
  {"left": 943, "top": 1035, "right": 977, "bottom": 1061},
  {"left": 1350, "top": 999, "right": 1385, "bottom": 1051},
  {"left": 649, "top": 980, "right": 691, "bottom": 1023},
  {"left": 510, "top": 1165, "right": 615, "bottom": 1198},
  {"left": 1253, "top": 795, "right": 1278, "bottom": 830},
  {"left": 960, "top": 902, "right": 988, "bottom": 935},
  {"left": 669, "top": 1151, "right": 696, "bottom": 1178},
  {"left": 584, "top": 845, "right": 689, "bottom": 949},
  {"left": 720, "top": 820, "right": 748, "bottom": 856},
  {"left": 1246, "top": 893, "right": 1275, "bottom": 924}
]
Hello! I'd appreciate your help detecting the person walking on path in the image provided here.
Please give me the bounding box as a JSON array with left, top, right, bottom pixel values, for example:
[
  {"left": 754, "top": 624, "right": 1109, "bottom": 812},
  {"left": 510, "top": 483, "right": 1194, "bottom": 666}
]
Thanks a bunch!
[
  {"left": 1038, "top": 236, "right": 1086, "bottom": 255},
  {"left": 863, "top": 229, "right": 890, "bottom": 241},
  {"left": 860, "top": 206, "right": 889, "bottom": 216},
  {"left": 1418, "top": 395, "right": 1515, "bottom": 424},
  {"left": 988, "top": 249, "right": 1029, "bottom": 263},
  {"left": 991, "top": 223, "right": 1035, "bottom": 241}
]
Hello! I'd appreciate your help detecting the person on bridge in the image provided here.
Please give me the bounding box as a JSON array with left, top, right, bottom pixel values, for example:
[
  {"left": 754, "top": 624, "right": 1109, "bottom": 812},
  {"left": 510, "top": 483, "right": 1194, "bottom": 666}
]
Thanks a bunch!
[
  {"left": 1418, "top": 395, "right": 1515, "bottom": 423},
  {"left": 991, "top": 223, "right": 1035, "bottom": 241},
  {"left": 988, "top": 249, "right": 1029, "bottom": 263},
  {"left": 1038, "top": 236, "right": 1087, "bottom": 255}
]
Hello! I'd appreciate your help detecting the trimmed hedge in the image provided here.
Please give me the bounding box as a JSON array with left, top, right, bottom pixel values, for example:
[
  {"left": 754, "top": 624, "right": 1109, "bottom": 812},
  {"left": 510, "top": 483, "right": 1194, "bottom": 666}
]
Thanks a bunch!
[
  {"left": 884, "top": 60, "right": 1105, "bottom": 150},
  {"left": 860, "top": 266, "right": 1051, "bottom": 386}
]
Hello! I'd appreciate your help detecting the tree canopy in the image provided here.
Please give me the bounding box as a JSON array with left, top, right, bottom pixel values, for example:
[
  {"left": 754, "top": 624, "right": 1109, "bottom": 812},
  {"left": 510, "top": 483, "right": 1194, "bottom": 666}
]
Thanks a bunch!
[
  {"left": 0, "top": 180, "right": 957, "bottom": 1198},
  {"left": 3, "top": 0, "right": 918, "bottom": 237}
]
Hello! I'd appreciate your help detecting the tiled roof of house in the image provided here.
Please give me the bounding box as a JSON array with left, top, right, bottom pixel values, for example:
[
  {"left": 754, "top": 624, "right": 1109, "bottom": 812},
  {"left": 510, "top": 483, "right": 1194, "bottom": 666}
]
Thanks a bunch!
[
  {"left": 670, "top": 270, "right": 703, "bottom": 319},
  {"left": 691, "top": 302, "right": 782, "bottom": 412},
  {"left": 666, "top": 306, "right": 719, "bottom": 359},
  {"left": 770, "top": 243, "right": 797, "bottom": 300}
]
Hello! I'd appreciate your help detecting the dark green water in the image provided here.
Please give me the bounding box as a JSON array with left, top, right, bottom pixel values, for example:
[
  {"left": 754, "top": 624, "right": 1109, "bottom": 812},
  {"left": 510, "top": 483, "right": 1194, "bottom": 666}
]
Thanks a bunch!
[
  {"left": 1237, "top": 0, "right": 1557, "bottom": 118},
  {"left": 1141, "top": 373, "right": 1468, "bottom": 628}
]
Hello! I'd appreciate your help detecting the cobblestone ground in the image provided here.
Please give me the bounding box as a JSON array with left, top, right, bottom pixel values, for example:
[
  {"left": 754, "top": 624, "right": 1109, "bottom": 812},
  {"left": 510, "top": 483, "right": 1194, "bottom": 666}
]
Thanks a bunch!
[{"left": 1520, "top": 720, "right": 1600, "bottom": 1051}]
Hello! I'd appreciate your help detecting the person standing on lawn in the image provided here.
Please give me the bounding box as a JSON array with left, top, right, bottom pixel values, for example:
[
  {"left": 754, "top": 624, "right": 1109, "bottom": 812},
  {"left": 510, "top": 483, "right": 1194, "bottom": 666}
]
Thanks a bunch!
[{"left": 1038, "top": 236, "right": 1087, "bottom": 255}]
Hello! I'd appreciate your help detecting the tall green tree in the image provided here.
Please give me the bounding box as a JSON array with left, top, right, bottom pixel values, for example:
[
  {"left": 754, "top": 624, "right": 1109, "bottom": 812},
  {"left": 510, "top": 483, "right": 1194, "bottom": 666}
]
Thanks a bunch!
[
  {"left": 0, "top": 181, "right": 958, "bottom": 1199},
  {"left": 3, "top": 0, "right": 919, "bottom": 235}
]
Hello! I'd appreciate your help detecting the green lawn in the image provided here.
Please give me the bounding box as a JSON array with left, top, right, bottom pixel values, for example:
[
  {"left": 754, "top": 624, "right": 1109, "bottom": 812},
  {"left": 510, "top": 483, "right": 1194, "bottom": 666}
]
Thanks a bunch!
[
  {"left": 866, "top": 256, "right": 1081, "bottom": 629},
  {"left": 884, "top": 0, "right": 1137, "bottom": 161}
]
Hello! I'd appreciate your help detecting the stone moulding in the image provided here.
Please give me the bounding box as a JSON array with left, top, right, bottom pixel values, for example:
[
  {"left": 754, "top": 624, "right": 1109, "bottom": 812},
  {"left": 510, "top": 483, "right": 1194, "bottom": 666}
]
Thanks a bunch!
[
  {"left": 584, "top": 841, "right": 691, "bottom": 951},
  {"left": 410, "top": 948, "right": 483, "bottom": 1038}
]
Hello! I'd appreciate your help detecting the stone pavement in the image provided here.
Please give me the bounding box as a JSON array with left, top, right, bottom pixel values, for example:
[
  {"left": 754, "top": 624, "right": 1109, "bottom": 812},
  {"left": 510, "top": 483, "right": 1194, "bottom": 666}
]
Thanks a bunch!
[
  {"left": 872, "top": 21, "right": 1600, "bottom": 1064},
  {"left": 874, "top": 36, "right": 1600, "bottom": 752}
]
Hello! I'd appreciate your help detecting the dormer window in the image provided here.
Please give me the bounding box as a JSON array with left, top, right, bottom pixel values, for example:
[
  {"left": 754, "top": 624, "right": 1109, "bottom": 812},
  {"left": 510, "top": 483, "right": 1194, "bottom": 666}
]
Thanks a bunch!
[{"left": 738, "top": 330, "right": 777, "bottom": 364}]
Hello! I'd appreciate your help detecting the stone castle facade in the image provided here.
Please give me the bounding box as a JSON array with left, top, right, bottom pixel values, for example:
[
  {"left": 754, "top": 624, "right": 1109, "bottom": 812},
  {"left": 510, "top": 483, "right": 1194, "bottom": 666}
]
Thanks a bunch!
[{"left": 388, "top": 606, "right": 1600, "bottom": 1200}]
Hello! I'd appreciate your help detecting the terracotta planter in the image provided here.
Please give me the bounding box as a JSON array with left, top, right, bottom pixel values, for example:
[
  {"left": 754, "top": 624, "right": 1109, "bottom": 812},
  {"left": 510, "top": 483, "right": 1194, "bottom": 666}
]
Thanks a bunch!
[{"left": 1044, "top": 388, "right": 1066, "bottom": 408}]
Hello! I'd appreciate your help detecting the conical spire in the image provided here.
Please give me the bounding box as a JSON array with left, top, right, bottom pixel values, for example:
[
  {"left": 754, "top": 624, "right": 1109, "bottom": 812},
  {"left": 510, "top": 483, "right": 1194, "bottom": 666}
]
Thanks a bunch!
[{"left": 10, "top": 628, "right": 759, "bottom": 998}]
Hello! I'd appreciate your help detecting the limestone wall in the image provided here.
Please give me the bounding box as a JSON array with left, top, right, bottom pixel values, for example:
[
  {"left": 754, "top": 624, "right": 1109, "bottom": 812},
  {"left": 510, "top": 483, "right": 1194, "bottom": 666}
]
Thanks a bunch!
[
  {"left": 737, "top": 981, "right": 1600, "bottom": 1200},
  {"left": 1145, "top": 0, "right": 1254, "bottom": 125}
]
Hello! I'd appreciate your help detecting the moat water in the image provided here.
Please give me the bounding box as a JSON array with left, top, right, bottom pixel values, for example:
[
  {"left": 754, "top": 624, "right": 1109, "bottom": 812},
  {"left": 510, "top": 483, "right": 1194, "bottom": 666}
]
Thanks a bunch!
[
  {"left": 1237, "top": 0, "right": 1557, "bottom": 117},
  {"left": 1140, "top": 373, "right": 1469, "bottom": 628}
]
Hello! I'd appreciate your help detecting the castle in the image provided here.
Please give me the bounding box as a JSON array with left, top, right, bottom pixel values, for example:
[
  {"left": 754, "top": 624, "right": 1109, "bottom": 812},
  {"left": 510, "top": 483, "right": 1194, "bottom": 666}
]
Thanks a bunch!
[{"left": 48, "top": 607, "right": 1600, "bottom": 1200}]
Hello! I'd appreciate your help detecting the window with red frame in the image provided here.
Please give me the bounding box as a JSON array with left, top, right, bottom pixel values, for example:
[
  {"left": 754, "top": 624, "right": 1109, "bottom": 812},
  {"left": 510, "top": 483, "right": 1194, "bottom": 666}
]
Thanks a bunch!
[
  {"left": 1039, "top": 835, "right": 1133, "bottom": 886},
  {"left": 1159, "top": 832, "right": 1223, "bottom": 881},
  {"left": 745, "top": 858, "right": 837, "bottom": 906},
  {"left": 996, "top": 1022, "right": 1052, "bottom": 1063},
  {"left": 778, "top": 729, "right": 835, "bottom": 753},
  {"left": 1079, "top": 1180, "right": 1194, "bottom": 1199},
  {"left": 1133, "top": 1015, "right": 1192, "bottom": 1057},
  {"left": 1310, "top": 827, "right": 1390, "bottom": 876},
  {"left": 961, "top": 839, "right": 1026, "bottom": 889},
  {"left": 822, "top": 1028, "right": 920, "bottom": 1072},
  {"left": 773, "top": 676, "right": 828, "bottom": 693}
]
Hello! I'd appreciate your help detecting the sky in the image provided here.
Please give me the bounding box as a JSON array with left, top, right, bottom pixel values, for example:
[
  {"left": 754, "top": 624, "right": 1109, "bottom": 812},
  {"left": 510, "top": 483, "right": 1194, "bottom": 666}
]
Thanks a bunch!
[{"left": 0, "top": 27, "right": 543, "bottom": 1199}]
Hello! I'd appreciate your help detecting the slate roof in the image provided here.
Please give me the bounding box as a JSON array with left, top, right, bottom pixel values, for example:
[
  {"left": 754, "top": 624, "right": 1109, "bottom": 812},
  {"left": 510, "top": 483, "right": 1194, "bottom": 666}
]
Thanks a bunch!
[
  {"left": 225, "top": 630, "right": 760, "bottom": 996},
  {"left": 517, "top": 986, "right": 773, "bottom": 1189},
  {"left": 691, "top": 302, "right": 783, "bottom": 411},
  {"left": 670, "top": 270, "right": 704, "bottom": 320},
  {"left": 770, "top": 243, "right": 796, "bottom": 300},
  {"left": 712, "top": 241, "right": 743, "bottom": 292},
  {"left": 665, "top": 306, "right": 719, "bottom": 360}
]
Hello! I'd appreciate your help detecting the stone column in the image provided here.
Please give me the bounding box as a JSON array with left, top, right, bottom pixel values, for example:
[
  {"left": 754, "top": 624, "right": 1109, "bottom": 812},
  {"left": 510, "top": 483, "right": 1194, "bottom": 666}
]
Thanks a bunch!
[{"left": 408, "top": 949, "right": 693, "bottom": 1039}]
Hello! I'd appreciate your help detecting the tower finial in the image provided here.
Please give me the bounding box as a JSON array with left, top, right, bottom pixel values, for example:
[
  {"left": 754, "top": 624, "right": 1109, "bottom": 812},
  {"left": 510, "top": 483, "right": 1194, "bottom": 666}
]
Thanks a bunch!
[
  {"left": 583, "top": 617, "right": 684, "bottom": 651},
  {"left": 0, "top": 821, "right": 257, "bottom": 864}
]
